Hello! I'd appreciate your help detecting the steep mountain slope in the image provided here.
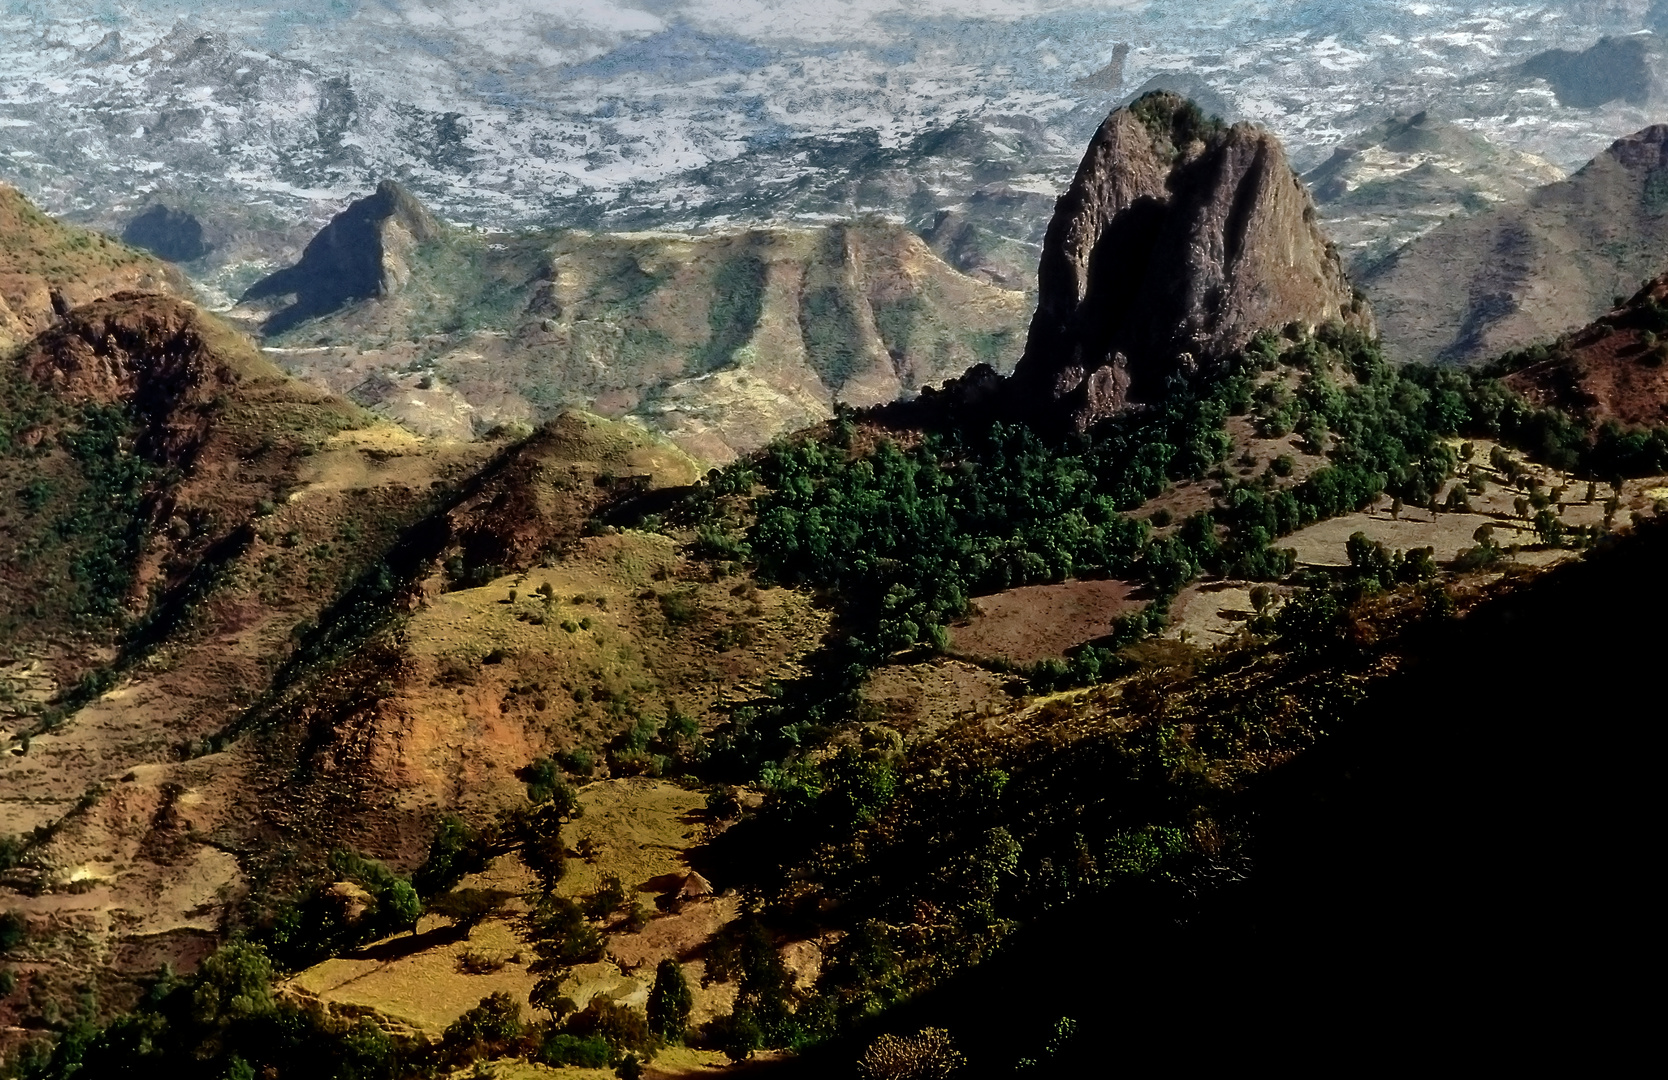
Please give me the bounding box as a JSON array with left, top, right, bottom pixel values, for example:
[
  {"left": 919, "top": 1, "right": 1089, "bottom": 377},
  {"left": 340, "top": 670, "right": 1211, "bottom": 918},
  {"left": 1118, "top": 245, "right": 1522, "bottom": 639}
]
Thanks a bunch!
[
  {"left": 1306, "top": 112, "right": 1566, "bottom": 275},
  {"left": 241, "top": 181, "right": 440, "bottom": 335},
  {"left": 1499, "top": 273, "right": 1668, "bottom": 427},
  {"left": 1361, "top": 124, "right": 1668, "bottom": 364},
  {"left": 0, "top": 195, "right": 846, "bottom": 1036},
  {"left": 0, "top": 185, "right": 182, "bottom": 349},
  {"left": 239, "top": 200, "right": 1029, "bottom": 463},
  {"left": 1012, "top": 93, "right": 1369, "bottom": 431}
]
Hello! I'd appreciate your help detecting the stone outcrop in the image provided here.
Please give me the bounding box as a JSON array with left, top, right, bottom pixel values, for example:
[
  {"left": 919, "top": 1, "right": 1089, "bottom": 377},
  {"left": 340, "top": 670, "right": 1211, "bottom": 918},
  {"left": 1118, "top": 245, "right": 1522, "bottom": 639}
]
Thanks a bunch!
[
  {"left": 23, "top": 293, "right": 252, "bottom": 467},
  {"left": 241, "top": 179, "right": 439, "bottom": 334},
  {"left": 1012, "top": 93, "right": 1368, "bottom": 430}
]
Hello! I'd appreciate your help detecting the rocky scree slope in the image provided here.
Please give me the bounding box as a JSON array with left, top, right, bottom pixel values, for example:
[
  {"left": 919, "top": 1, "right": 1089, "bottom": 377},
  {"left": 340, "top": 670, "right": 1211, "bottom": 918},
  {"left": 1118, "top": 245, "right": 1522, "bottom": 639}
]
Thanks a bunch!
[
  {"left": 1362, "top": 123, "right": 1668, "bottom": 366},
  {"left": 1012, "top": 93, "right": 1369, "bottom": 432}
]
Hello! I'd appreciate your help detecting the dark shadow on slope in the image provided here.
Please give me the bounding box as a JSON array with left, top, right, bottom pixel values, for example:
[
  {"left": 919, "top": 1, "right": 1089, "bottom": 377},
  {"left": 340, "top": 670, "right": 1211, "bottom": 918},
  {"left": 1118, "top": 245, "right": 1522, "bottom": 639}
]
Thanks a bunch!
[{"left": 765, "top": 520, "right": 1663, "bottom": 1073}]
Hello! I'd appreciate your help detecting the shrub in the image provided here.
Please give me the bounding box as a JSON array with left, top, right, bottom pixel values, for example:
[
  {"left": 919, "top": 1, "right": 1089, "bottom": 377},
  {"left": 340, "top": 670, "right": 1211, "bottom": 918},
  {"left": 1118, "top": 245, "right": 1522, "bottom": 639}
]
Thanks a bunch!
[
  {"left": 658, "top": 590, "right": 699, "bottom": 626},
  {"left": 713, "top": 1008, "right": 762, "bottom": 1062},
  {"left": 566, "top": 997, "right": 652, "bottom": 1054},
  {"left": 429, "top": 888, "right": 514, "bottom": 935},
  {"left": 858, "top": 1027, "right": 966, "bottom": 1080},
  {"left": 539, "top": 1032, "right": 612, "bottom": 1068},
  {"left": 442, "top": 992, "right": 525, "bottom": 1061},
  {"left": 1, "top": 909, "right": 29, "bottom": 952}
]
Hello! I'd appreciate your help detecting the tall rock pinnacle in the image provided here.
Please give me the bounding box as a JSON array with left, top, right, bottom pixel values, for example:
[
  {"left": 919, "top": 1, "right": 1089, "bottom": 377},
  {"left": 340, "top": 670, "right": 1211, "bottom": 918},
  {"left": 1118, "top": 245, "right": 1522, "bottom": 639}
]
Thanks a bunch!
[
  {"left": 1013, "top": 93, "right": 1369, "bottom": 430},
  {"left": 241, "top": 179, "right": 439, "bottom": 335}
]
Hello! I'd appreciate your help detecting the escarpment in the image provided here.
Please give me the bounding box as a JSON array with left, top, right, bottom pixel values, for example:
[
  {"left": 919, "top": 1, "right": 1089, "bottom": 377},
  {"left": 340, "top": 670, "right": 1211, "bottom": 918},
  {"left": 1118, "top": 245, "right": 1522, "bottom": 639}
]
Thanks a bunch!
[{"left": 1012, "top": 93, "right": 1368, "bottom": 431}]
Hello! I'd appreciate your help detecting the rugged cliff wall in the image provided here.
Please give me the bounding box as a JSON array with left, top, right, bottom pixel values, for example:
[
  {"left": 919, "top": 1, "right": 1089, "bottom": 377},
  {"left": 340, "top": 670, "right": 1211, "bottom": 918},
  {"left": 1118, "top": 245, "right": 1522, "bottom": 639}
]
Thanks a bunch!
[
  {"left": 241, "top": 180, "right": 440, "bottom": 334},
  {"left": 1012, "top": 93, "right": 1368, "bottom": 430}
]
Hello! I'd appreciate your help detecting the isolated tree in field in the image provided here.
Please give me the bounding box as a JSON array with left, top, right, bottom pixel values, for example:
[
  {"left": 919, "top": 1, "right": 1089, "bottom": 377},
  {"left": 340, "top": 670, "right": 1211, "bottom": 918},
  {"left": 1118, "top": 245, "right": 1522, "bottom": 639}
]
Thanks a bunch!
[
  {"left": 1514, "top": 496, "right": 1530, "bottom": 520},
  {"left": 1585, "top": 481, "right": 1597, "bottom": 504},
  {"left": 1472, "top": 524, "right": 1494, "bottom": 546},
  {"left": 1248, "top": 584, "right": 1273, "bottom": 615},
  {"left": 514, "top": 804, "right": 570, "bottom": 894},
  {"left": 1534, "top": 508, "right": 1565, "bottom": 546},
  {"left": 1390, "top": 497, "right": 1402, "bottom": 520},
  {"left": 647, "top": 959, "right": 693, "bottom": 1040},
  {"left": 524, "top": 893, "right": 603, "bottom": 1023}
]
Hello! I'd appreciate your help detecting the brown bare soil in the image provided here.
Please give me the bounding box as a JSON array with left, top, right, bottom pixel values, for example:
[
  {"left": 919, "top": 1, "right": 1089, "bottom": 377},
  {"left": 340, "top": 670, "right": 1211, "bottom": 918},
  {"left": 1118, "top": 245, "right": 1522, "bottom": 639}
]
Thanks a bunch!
[
  {"left": 1504, "top": 274, "right": 1668, "bottom": 427},
  {"left": 952, "top": 579, "right": 1140, "bottom": 663},
  {"left": 860, "top": 659, "right": 1017, "bottom": 735}
]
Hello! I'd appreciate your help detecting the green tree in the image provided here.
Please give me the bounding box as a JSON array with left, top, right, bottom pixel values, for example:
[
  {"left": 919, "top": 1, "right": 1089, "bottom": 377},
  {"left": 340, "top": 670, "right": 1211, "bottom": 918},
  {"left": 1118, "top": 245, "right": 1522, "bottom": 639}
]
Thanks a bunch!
[
  {"left": 382, "top": 878, "right": 422, "bottom": 936},
  {"left": 647, "top": 960, "right": 693, "bottom": 1041},
  {"left": 1533, "top": 508, "right": 1565, "bottom": 546},
  {"left": 518, "top": 804, "right": 568, "bottom": 894},
  {"left": 428, "top": 888, "right": 514, "bottom": 936},
  {"left": 189, "top": 942, "right": 276, "bottom": 1032},
  {"left": 0, "top": 910, "right": 26, "bottom": 952},
  {"left": 719, "top": 1008, "right": 762, "bottom": 1062}
]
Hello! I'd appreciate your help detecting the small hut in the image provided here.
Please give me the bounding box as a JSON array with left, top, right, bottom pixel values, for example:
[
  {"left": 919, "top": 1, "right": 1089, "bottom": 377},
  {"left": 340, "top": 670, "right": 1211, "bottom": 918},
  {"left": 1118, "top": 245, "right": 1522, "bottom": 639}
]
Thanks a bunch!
[{"left": 674, "top": 872, "right": 714, "bottom": 909}]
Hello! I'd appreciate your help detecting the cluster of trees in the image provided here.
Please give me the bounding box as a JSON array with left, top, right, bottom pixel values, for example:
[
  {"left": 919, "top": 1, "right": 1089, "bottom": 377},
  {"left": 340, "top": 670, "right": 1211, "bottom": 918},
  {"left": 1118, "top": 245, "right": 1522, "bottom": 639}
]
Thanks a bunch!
[
  {"left": 254, "top": 849, "right": 421, "bottom": 970},
  {"left": 11, "top": 942, "right": 417, "bottom": 1080},
  {"left": 8, "top": 939, "right": 694, "bottom": 1080},
  {"left": 711, "top": 358, "right": 1250, "bottom": 664},
  {"left": 699, "top": 583, "right": 1412, "bottom": 1060}
]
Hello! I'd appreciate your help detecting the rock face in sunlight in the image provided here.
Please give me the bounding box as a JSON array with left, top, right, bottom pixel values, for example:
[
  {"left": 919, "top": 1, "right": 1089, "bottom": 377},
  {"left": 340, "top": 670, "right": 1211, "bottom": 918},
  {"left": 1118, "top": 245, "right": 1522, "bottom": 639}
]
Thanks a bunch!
[
  {"left": 1013, "top": 93, "right": 1367, "bottom": 431},
  {"left": 241, "top": 180, "right": 440, "bottom": 335}
]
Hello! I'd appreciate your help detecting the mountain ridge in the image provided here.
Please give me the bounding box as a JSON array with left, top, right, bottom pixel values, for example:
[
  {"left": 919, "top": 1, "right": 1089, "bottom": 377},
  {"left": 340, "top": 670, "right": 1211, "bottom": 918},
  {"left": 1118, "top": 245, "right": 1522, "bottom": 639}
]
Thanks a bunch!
[{"left": 1362, "top": 122, "right": 1668, "bottom": 365}]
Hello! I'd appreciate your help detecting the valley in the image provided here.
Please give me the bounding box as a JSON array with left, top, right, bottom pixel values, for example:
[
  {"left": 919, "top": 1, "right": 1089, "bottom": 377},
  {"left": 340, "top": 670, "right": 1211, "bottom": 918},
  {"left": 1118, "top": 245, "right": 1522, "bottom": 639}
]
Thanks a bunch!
[{"left": 2, "top": 5, "right": 1666, "bottom": 1076}]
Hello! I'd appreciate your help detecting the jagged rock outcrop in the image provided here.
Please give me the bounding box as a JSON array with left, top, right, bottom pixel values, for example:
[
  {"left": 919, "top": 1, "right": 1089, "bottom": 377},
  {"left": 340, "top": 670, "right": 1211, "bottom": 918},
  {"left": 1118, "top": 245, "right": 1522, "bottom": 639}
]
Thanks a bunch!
[
  {"left": 241, "top": 179, "right": 439, "bottom": 334},
  {"left": 1012, "top": 93, "right": 1368, "bottom": 431},
  {"left": 22, "top": 293, "right": 247, "bottom": 467}
]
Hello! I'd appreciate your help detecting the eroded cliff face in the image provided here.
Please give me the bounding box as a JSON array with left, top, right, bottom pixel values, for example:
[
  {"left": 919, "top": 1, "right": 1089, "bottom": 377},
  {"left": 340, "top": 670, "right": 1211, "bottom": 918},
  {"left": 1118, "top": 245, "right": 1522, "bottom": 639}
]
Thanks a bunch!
[
  {"left": 240, "top": 180, "right": 440, "bottom": 335},
  {"left": 1014, "top": 93, "right": 1368, "bottom": 430}
]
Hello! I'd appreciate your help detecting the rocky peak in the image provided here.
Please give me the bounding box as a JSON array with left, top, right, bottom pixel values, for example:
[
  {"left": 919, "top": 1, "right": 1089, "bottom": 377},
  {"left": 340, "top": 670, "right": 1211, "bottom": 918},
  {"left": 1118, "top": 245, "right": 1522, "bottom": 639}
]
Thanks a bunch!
[
  {"left": 1012, "top": 92, "right": 1368, "bottom": 430},
  {"left": 240, "top": 180, "right": 440, "bottom": 335}
]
